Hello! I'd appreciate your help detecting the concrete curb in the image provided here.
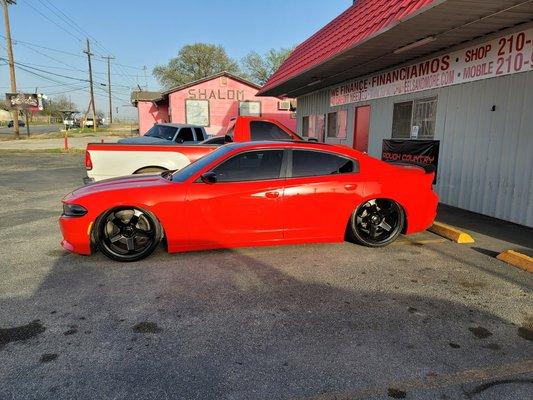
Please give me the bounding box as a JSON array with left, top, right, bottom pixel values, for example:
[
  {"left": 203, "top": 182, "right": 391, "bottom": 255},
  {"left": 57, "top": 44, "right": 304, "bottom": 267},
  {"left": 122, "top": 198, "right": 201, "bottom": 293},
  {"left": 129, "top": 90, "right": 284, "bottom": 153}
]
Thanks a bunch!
[
  {"left": 428, "top": 221, "right": 475, "bottom": 244},
  {"left": 496, "top": 250, "right": 533, "bottom": 273}
]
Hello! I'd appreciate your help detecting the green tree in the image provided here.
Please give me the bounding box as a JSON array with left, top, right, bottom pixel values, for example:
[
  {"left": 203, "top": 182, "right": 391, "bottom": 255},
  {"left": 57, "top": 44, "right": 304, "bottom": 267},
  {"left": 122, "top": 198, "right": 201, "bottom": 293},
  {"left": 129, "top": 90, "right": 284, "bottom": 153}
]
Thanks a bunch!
[
  {"left": 42, "top": 95, "right": 76, "bottom": 116},
  {"left": 241, "top": 47, "right": 293, "bottom": 85},
  {"left": 153, "top": 43, "right": 241, "bottom": 89}
]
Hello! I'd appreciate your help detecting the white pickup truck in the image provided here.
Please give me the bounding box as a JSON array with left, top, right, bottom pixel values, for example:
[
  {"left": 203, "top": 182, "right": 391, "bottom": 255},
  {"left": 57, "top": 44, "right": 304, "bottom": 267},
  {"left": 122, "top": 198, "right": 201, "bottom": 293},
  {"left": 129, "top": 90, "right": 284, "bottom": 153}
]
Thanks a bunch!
[{"left": 84, "top": 116, "right": 303, "bottom": 182}]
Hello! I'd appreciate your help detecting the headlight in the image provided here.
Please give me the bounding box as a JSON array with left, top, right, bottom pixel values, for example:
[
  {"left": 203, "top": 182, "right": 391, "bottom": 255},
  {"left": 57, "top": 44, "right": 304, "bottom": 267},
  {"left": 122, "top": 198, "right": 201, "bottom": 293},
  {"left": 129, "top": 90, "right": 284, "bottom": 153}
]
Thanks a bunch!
[{"left": 62, "top": 203, "right": 88, "bottom": 217}]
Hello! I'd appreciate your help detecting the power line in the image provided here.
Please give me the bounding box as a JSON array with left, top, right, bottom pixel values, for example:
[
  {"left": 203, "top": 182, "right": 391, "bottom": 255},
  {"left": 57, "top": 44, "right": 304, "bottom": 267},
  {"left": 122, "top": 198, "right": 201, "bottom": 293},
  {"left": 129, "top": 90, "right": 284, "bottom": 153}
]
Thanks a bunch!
[
  {"left": 22, "top": 0, "right": 83, "bottom": 42},
  {"left": 0, "top": 33, "right": 148, "bottom": 71},
  {"left": 32, "top": 0, "right": 140, "bottom": 88},
  {"left": 1, "top": 57, "right": 91, "bottom": 82}
]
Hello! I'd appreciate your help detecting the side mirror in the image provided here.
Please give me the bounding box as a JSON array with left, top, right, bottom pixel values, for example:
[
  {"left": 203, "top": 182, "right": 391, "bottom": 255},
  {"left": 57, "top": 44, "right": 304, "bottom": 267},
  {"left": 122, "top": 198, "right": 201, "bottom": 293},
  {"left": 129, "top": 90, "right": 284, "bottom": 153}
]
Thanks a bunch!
[
  {"left": 200, "top": 171, "right": 217, "bottom": 184},
  {"left": 307, "top": 138, "right": 319, "bottom": 142},
  {"left": 176, "top": 138, "right": 184, "bottom": 144},
  {"left": 224, "top": 135, "right": 233, "bottom": 143}
]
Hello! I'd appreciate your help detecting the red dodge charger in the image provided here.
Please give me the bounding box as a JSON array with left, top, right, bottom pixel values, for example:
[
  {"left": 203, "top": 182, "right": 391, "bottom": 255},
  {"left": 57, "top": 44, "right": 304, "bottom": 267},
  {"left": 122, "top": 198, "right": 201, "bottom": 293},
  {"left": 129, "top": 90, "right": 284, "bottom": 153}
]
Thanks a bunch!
[{"left": 59, "top": 141, "right": 438, "bottom": 262}]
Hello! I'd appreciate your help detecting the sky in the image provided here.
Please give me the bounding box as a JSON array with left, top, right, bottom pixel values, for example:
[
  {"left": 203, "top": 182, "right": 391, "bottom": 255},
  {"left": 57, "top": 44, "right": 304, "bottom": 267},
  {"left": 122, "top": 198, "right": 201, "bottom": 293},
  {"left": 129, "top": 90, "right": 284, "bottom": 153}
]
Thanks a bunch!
[{"left": 0, "top": 0, "right": 350, "bottom": 120}]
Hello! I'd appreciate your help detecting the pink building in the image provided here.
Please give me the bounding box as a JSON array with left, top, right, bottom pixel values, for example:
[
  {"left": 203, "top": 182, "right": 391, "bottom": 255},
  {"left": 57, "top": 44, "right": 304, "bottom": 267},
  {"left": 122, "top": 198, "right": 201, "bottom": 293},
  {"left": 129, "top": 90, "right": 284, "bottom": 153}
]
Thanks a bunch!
[{"left": 132, "top": 72, "right": 296, "bottom": 135}]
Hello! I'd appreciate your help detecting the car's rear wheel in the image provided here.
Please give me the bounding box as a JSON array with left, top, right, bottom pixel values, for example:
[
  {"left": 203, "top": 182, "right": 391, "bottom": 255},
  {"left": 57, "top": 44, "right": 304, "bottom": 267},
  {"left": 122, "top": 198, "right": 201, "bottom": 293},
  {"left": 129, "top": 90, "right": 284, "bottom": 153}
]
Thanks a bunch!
[
  {"left": 349, "top": 199, "right": 404, "bottom": 247},
  {"left": 134, "top": 167, "right": 167, "bottom": 175},
  {"left": 96, "top": 207, "right": 162, "bottom": 262}
]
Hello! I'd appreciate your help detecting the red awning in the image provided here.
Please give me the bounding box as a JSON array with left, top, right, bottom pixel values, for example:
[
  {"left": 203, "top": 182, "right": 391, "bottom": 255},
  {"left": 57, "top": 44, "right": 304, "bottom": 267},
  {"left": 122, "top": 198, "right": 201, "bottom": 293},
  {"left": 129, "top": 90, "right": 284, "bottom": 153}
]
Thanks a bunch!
[{"left": 259, "top": 0, "right": 533, "bottom": 97}]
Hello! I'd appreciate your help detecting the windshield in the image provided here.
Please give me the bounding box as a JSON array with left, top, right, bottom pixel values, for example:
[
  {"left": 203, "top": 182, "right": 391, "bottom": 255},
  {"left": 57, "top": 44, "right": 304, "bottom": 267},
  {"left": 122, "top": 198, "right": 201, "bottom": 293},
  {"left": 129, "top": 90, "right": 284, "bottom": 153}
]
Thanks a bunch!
[
  {"left": 145, "top": 125, "right": 178, "bottom": 141},
  {"left": 171, "top": 146, "right": 234, "bottom": 182}
]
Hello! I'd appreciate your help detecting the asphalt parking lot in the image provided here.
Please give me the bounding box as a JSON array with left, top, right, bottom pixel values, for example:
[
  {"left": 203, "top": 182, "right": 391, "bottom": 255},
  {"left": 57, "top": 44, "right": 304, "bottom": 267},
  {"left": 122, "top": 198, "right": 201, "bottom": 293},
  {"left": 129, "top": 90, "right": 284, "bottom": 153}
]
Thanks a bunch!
[{"left": 0, "top": 153, "right": 531, "bottom": 400}]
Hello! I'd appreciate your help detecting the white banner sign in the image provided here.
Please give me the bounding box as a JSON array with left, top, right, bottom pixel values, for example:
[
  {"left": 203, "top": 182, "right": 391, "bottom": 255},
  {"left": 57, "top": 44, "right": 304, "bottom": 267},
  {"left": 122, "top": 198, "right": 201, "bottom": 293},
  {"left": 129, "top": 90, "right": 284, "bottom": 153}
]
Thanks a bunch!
[{"left": 330, "top": 28, "right": 533, "bottom": 106}]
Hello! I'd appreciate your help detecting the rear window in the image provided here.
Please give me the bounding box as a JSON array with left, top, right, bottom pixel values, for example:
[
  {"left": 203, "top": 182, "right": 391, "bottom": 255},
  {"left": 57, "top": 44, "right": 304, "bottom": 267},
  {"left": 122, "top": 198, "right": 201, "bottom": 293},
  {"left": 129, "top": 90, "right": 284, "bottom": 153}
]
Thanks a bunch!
[
  {"left": 291, "top": 150, "right": 357, "bottom": 177},
  {"left": 250, "top": 121, "right": 292, "bottom": 141}
]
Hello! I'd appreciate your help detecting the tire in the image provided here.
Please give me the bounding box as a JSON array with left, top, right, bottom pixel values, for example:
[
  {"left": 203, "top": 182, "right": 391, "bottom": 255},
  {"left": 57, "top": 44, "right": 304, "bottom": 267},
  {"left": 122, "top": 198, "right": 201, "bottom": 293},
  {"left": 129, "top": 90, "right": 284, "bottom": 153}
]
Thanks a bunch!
[
  {"left": 134, "top": 167, "right": 167, "bottom": 175},
  {"left": 95, "top": 207, "right": 162, "bottom": 262},
  {"left": 348, "top": 199, "right": 404, "bottom": 247}
]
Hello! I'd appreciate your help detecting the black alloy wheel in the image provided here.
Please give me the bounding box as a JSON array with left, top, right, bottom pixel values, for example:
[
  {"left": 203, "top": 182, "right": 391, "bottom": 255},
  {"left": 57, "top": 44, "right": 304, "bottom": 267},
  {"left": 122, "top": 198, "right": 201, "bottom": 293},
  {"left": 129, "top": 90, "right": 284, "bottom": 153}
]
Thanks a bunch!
[
  {"left": 96, "top": 207, "right": 161, "bottom": 261},
  {"left": 349, "top": 199, "right": 404, "bottom": 247}
]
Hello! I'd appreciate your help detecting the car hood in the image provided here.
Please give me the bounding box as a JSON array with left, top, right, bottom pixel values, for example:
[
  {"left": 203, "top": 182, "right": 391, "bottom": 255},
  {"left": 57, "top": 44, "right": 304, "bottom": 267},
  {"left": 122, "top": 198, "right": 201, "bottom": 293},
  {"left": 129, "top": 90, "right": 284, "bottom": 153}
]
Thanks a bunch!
[
  {"left": 64, "top": 174, "right": 172, "bottom": 201},
  {"left": 118, "top": 136, "right": 173, "bottom": 144}
]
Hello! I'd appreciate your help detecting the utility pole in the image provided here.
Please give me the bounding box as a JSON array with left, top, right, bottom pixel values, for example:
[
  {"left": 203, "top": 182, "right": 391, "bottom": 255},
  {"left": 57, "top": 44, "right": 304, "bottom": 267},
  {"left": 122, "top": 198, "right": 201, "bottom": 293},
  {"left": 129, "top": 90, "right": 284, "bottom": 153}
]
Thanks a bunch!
[
  {"left": 143, "top": 65, "right": 148, "bottom": 89},
  {"left": 2, "top": 0, "right": 19, "bottom": 139},
  {"left": 102, "top": 55, "right": 114, "bottom": 124},
  {"left": 83, "top": 38, "right": 96, "bottom": 132}
]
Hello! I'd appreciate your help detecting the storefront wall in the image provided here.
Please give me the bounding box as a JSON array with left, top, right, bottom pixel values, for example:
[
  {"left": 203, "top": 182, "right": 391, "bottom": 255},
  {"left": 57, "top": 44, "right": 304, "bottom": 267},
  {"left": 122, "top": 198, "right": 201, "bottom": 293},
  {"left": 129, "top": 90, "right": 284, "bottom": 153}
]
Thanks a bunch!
[
  {"left": 168, "top": 77, "right": 295, "bottom": 136},
  {"left": 297, "top": 67, "right": 533, "bottom": 228},
  {"left": 137, "top": 100, "right": 169, "bottom": 135}
]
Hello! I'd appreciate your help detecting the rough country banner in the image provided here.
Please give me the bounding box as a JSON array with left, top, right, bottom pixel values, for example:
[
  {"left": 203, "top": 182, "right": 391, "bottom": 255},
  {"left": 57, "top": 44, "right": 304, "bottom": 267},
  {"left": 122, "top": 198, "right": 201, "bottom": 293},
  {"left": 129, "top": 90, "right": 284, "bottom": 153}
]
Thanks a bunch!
[
  {"left": 330, "top": 28, "right": 533, "bottom": 106},
  {"left": 382, "top": 140, "right": 440, "bottom": 183}
]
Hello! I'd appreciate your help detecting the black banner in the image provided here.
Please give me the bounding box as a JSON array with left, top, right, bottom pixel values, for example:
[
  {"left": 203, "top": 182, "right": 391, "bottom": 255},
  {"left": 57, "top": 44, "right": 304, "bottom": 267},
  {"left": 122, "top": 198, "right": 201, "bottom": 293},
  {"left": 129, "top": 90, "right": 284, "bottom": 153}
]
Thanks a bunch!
[{"left": 381, "top": 139, "right": 440, "bottom": 182}]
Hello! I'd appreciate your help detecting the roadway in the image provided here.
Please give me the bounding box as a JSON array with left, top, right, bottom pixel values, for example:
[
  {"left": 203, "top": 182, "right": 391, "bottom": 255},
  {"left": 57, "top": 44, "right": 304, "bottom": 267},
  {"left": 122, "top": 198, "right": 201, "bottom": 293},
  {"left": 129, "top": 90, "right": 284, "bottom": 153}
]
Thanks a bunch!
[{"left": 0, "top": 124, "right": 62, "bottom": 136}]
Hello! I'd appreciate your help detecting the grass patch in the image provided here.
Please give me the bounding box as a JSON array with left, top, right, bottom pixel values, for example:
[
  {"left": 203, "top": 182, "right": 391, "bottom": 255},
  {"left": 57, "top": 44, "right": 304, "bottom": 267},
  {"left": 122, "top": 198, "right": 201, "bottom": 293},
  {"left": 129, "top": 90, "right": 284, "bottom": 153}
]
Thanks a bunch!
[
  {"left": 30, "top": 130, "right": 134, "bottom": 139},
  {"left": 0, "top": 148, "right": 85, "bottom": 154}
]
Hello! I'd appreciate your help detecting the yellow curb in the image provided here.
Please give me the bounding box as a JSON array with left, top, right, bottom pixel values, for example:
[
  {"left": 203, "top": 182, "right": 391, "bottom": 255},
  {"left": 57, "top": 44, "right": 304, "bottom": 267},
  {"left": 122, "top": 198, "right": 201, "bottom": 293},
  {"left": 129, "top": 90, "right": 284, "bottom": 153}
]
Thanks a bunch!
[
  {"left": 496, "top": 250, "right": 533, "bottom": 273},
  {"left": 428, "top": 221, "right": 475, "bottom": 244}
]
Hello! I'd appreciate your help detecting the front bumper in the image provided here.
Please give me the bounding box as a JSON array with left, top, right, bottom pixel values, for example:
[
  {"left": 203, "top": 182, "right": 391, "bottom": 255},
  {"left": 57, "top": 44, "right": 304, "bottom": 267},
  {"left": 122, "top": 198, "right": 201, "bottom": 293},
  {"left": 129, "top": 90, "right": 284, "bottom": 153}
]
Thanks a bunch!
[{"left": 59, "top": 215, "right": 93, "bottom": 255}]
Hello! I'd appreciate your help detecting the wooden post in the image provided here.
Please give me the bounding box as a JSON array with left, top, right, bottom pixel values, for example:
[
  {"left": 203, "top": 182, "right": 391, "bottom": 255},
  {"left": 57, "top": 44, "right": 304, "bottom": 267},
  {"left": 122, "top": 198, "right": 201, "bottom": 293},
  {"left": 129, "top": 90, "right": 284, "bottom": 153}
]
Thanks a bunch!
[
  {"left": 84, "top": 39, "right": 97, "bottom": 132},
  {"left": 1, "top": 0, "right": 19, "bottom": 139}
]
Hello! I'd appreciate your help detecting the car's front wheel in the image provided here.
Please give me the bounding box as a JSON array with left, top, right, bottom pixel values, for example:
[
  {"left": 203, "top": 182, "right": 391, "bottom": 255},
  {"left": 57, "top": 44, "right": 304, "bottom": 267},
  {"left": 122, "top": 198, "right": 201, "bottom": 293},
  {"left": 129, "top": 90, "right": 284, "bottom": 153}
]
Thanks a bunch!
[
  {"left": 349, "top": 199, "right": 404, "bottom": 247},
  {"left": 95, "top": 207, "right": 162, "bottom": 262}
]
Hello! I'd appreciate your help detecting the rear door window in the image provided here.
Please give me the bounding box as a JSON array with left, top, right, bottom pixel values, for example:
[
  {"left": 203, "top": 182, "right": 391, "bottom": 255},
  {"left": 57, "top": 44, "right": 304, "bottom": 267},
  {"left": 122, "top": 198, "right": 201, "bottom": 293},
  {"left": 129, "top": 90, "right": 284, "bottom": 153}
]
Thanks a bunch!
[
  {"left": 291, "top": 150, "right": 357, "bottom": 177},
  {"left": 194, "top": 128, "right": 205, "bottom": 141},
  {"left": 176, "top": 127, "right": 194, "bottom": 142},
  {"left": 250, "top": 121, "right": 292, "bottom": 141}
]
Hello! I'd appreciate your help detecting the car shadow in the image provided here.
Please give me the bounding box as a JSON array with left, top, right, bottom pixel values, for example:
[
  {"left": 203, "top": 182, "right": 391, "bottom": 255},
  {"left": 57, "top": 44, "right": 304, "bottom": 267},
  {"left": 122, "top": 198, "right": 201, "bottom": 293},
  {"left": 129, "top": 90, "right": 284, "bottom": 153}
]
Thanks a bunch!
[{"left": 0, "top": 242, "right": 532, "bottom": 400}]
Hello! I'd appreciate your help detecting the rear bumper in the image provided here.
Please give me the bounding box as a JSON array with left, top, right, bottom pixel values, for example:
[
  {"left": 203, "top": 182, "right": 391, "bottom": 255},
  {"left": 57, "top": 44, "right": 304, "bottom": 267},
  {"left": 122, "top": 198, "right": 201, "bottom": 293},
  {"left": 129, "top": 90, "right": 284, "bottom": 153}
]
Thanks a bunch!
[
  {"left": 59, "top": 215, "right": 93, "bottom": 255},
  {"left": 405, "top": 191, "right": 439, "bottom": 234}
]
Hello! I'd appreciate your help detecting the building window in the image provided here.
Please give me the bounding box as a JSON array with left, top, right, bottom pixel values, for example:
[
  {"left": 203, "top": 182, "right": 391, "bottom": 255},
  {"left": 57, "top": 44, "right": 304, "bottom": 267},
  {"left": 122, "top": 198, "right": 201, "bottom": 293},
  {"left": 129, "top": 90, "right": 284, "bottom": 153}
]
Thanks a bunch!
[
  {"left": 327, "top": 112, "right": 337, "bottom": 138},
  {"left": 303, "top": 114, "right": 326, "bottom": 141},
  {"left": 392, "top": 97, "right": 437, "bottom": 139},
  {"left": 302, "top": 116, "right": 309, "bottom": 136},
  {"left": 186, "top": 99, "right": 209, "bottom": 126},
  {"left": 239, "top": 101, "right": 261, "bottom": 116},
  {"left": 326, "top": 110, "right": 348, "bottom": 139}
]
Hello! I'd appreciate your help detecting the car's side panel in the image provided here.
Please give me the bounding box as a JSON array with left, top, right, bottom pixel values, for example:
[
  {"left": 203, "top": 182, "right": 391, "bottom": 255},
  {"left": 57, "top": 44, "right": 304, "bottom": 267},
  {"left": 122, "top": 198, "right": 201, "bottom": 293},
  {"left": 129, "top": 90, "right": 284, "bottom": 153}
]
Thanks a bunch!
[
  {"left": 282, "top": 174, "right": 365, "bottom": 240},
  {"left": 184, "top": 179, "right": 285, "bottom": 248}
]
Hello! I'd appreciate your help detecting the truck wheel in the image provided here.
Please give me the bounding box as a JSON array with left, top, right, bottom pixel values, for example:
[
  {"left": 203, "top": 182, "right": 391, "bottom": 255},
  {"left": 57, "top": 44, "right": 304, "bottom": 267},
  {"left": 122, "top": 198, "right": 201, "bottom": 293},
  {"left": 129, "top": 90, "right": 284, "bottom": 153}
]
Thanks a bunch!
[
  {"left": 96, "top": 207, "right": 162, "bottom": 262},
  {"left": 134, "top": 167, "right": 167, "bottom": 175}
]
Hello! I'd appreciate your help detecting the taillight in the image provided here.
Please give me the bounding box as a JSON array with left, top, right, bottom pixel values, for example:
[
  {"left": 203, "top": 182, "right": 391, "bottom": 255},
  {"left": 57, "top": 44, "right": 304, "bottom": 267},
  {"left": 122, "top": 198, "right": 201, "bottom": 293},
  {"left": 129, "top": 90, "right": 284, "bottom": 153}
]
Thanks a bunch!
[{"left": 85, "top": 150, "right": 93, "bottom": 170}]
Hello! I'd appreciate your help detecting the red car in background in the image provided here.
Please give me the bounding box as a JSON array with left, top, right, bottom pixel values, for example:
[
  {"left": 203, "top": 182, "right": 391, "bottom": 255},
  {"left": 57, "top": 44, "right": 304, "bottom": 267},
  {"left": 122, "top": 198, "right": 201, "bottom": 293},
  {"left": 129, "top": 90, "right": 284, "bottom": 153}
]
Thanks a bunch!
[{"left": 59, "top": 141, "right": 438, "bottom": 262}]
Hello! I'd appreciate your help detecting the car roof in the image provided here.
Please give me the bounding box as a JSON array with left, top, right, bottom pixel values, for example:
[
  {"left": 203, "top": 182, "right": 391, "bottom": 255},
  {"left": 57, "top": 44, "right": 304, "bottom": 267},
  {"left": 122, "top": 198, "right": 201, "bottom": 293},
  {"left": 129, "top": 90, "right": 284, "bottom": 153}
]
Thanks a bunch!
[
  {"left": 156, "top": 123, "right": 203, "bottom": 128},
  {"left": 223, "top": 140, "right": 362, "bottom": 158}
]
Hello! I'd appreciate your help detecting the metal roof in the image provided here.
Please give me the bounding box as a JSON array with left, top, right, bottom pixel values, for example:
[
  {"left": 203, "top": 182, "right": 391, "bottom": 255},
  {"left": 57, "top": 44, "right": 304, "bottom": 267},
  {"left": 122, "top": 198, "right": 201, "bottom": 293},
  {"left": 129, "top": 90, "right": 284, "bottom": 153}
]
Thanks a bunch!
[
  {"left": 162, "top": 71, "right": 261, "bottom": 95},
  {"left": 130, "top": 91, "right": 163, "bottom": 104},
  {"left": 258, "top": 0, "right": 533, "bottom": 97}
]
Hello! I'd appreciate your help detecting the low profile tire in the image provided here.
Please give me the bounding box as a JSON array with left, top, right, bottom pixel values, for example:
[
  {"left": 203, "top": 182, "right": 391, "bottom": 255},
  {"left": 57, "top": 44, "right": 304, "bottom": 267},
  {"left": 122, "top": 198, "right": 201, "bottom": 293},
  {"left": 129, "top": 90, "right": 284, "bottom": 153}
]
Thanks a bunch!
[
  {"left": 349, "top": 199, "right": 404, "bottom": 247},
  {"left": 96, "top": 207, "right": 162, "bottom": 262},
  {"left": 134, "top": 167, "right": 167, "bottom": 175}
]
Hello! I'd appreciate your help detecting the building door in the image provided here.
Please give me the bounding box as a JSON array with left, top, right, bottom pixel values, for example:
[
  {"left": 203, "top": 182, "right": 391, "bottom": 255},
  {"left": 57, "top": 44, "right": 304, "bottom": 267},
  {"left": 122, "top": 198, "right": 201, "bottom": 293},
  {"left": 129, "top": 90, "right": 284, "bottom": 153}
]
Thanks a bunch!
[{"left": 353, "top": 106, "right": 370, "bottom": 152}]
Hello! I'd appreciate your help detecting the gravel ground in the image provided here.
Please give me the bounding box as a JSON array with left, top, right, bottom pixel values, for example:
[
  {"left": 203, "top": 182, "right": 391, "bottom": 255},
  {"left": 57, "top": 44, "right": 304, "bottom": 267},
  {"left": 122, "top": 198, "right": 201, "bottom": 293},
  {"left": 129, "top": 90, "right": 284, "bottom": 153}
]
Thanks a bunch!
[{"left": 0, "top": 154, "right": 531, "bottom": 400}]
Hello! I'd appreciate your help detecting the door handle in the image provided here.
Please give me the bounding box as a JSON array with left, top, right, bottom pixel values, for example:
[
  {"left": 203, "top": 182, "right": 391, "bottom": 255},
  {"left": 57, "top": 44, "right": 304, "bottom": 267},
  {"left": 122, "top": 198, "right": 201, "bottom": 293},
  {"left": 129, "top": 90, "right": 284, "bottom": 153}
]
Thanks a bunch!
[
  {"left": 265, "top": 191, "right": 280, "bottom": 198},
  {"left": 344, "top": 184, "right": 357, "bottom": 191}
]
